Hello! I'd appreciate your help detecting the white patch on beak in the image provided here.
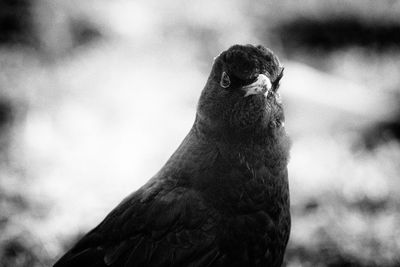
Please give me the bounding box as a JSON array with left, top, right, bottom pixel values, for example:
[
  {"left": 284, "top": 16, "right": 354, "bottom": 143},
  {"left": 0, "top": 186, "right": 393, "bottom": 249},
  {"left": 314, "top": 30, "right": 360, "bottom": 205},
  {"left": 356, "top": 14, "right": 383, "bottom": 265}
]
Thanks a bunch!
[{"left": 242, "top": 74, "right": 272, "bottom": 97}]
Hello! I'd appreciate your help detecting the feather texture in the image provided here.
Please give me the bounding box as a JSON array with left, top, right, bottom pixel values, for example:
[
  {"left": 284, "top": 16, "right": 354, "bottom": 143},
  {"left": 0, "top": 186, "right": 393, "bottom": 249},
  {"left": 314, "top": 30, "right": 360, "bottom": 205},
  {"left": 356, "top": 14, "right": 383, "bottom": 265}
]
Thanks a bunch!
[{"left": 54, "top": 44, "right": 290, "bottom": 267}]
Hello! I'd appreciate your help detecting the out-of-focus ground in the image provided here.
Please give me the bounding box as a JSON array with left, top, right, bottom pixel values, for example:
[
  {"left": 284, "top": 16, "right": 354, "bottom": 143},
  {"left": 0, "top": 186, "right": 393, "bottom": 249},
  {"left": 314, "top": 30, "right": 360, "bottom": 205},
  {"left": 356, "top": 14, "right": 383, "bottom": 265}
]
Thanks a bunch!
[{"left": 1, "top": 0, "right": 400, "bottom": 266}]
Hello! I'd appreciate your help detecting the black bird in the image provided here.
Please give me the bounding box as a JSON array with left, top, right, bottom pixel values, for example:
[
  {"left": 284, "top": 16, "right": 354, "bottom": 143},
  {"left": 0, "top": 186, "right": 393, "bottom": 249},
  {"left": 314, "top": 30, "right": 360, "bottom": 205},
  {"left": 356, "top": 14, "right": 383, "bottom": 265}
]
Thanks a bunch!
[{"left": 54, "top": 44, "right": 290, "bottom": 267}]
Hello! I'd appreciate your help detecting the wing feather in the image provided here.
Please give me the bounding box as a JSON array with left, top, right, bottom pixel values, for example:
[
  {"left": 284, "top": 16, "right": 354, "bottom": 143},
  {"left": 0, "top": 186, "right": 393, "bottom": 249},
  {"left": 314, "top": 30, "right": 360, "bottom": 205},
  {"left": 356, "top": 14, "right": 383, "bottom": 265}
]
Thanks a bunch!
[{"left": 54, "top": 182, "right": 222, "bottom": 267}]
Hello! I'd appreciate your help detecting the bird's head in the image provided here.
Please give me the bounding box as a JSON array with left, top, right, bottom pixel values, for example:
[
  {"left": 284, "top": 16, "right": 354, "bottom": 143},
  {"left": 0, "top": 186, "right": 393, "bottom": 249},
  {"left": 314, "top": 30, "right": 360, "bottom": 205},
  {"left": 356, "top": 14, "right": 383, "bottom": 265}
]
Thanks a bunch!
[{"left": 197, "top": 44, "right": 285, "bottom": 139}]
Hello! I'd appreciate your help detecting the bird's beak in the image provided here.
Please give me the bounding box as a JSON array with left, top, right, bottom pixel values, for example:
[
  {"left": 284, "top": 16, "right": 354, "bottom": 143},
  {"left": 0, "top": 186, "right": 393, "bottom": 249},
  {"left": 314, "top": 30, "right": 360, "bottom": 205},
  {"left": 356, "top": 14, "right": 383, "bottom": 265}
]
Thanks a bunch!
[{"left": 242, "top": 74, "right": 272, "bottom": 97}]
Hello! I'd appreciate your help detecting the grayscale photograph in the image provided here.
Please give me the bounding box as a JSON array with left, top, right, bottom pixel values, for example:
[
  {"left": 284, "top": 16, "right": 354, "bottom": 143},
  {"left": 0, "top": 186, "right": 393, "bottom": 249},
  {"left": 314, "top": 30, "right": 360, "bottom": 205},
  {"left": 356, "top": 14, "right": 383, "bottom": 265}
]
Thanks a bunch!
[{"left": 0, "top": 0, "right": 399, "bottom": 266}]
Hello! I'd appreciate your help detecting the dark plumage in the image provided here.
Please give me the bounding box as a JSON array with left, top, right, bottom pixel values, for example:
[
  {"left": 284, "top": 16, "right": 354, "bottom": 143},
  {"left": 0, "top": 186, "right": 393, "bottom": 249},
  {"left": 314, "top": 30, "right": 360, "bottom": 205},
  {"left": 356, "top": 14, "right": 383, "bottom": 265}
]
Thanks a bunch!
[{"left": 54, "top": 44, "right": 291, "bottom": 267}]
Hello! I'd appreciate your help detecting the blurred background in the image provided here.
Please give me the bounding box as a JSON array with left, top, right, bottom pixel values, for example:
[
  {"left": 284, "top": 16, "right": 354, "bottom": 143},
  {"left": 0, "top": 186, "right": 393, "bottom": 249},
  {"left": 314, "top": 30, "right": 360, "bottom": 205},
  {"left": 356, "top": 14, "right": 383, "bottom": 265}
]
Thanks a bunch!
[{"left": 0, "top": 0, "right": 400, "bottom": 266}]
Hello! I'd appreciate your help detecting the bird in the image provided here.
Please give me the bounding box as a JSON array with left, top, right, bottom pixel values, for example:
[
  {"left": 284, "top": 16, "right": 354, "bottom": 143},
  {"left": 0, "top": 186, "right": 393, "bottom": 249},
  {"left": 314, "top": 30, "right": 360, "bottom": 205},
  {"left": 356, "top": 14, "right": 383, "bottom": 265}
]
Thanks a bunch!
[{"left": 54, "top": 44, "right": 291, "bottom": 267}]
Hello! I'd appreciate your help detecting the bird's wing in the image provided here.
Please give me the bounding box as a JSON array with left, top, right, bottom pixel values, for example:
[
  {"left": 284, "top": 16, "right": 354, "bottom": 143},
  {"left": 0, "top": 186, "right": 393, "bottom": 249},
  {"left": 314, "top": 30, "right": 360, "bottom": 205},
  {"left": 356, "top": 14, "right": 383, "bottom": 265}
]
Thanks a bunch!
[{"left": 54, "top": 180, "right": 222, "bottom": 267}]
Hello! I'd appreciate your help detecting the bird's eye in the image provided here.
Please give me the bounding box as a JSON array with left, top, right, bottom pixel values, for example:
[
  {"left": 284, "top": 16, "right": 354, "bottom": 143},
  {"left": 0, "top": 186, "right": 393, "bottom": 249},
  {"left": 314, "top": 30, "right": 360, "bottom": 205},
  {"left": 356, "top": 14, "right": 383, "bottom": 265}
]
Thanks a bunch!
[{"left": 220, "top": 72, "right": 231, "bottom": 88}]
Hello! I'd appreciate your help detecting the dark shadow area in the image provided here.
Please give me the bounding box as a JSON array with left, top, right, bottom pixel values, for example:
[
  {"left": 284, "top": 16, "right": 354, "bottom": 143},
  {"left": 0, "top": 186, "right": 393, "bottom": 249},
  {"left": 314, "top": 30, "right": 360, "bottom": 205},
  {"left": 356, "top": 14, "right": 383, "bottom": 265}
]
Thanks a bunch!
[
  {"left": 0, "top": 0, "right": 34, "bottom": 45},
  {"left": 273, "top": 16, "right": 400, "bottom": 55},
  {"left": 273, "top": 16, "right": 400, "bottom": 56},
  {"left": 0, "top": 100, "right": 13, "bottom": 130},
  {"left": 362, "top": 113, "right": 400, "bottom": 149}
]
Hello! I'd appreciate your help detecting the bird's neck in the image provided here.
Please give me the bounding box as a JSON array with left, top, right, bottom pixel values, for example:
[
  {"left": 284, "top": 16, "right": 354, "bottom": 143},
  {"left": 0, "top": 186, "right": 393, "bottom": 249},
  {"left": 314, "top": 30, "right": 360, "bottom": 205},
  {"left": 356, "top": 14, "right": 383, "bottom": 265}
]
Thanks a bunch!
[
  {"left": 193, "top": 115, "right": 289, "bottom": 156},
  {"left": 158, "top": 121, "right": 290, "bottom": 215},
  {"left": 163, "top": 118, "right": 290, "bottom": 179},
  {"left": 174, "top": 121, "right": 290, "bottom": 214}
]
